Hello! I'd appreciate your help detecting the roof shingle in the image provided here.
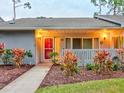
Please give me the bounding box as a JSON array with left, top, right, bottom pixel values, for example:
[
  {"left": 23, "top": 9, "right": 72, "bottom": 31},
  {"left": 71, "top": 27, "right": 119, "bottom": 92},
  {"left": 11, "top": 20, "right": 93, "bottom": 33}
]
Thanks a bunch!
[{"left": 0, "top": 17, "right": 120, "bottom": 30}]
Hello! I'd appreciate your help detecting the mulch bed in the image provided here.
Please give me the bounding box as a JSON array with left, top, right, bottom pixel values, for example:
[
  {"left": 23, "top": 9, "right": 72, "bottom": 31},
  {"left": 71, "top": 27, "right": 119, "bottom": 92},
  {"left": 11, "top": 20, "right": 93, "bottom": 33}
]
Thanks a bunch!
[
  {"left": 0, "top": 65, "right": 34, "bottom": 89},
  {"left": 40, "top": 65, "right": 124, "bottom": 87}
]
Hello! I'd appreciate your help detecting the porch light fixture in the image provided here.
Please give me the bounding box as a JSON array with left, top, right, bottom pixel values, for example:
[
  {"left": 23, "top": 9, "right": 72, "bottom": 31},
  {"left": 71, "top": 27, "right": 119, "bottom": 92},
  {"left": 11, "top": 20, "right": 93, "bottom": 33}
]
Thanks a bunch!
[
  {"left": 36, "top": 29, "right": 48, "bottom": 38},
  {"left": 37, "top": 31, "right": 42, "bottom": 38},
  {"left": 103, "top": 33, "right": 107, "bottom": 40}
]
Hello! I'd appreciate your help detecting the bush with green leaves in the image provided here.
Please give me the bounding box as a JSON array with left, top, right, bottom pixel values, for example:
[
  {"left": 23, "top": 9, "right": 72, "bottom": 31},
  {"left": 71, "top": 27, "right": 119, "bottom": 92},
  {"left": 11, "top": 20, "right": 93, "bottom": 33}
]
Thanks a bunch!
[
  {"left": 49, "top": 52, "right": 59, "bottom": 64},
  {"left": 112, "top": 56, "right": 120, "bottom": 64},
  {"left": 25, "top": 50, "right": 33, "bottom": 58},
  {"left": 1, "top": 49, "right": 13, "bottom": 65},
  {"left": 112, "top": 64, "right": 120, "bottom": 71},
  {"left": 120, "top": 66, "right": 124, "bottom": 72},
  {"left": 112, "top": 56, "right": 121, "bottom": 71},
  {"left": 0, "top": 48, "right": 33, "bottom": 67},
  {"left": 86, "top": 63, "right": 94, "bottom": 70}
]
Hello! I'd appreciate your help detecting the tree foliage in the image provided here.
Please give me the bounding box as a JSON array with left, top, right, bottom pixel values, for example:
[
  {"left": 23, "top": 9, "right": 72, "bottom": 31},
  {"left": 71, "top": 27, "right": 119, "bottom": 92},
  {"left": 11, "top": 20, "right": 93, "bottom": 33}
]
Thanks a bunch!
[
  {"left": 107, "top": 0, "right": 124, "bottom": 15},
  {"left": 91, "top": 0, "right": 124, "bottom": 15},
  {"left": 91, "top": 0, "right": 107, "bottom": 15},
  {"left": 12, "top": 0, "right": 31, "bottom": 21}
]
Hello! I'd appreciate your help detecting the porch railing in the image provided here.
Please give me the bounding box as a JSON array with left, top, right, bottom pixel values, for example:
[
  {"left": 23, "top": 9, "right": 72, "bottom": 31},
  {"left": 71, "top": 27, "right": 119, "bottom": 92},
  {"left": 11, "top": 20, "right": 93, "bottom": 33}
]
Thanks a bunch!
[{"left": 62, "top": 49, "right": 118, "bottom": 66}]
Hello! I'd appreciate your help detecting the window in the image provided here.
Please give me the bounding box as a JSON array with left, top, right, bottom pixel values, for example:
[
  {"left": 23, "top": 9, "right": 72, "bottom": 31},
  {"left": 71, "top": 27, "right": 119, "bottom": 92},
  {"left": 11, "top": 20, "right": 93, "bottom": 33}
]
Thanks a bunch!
[
  {"left": 112, "top": 36, "right": 124, "bottom": 48},
  {"left": 83, "top": 38, "right": 92, "bottom": 49},
  {"left": 73, "top": 38, "right": 82, "bottom": 49},
  {"left": 113, "top": 37, "right": 119, "bottom": 48},
  {"left": 65, "top": 37, "right": 99, "bottom": 49}
]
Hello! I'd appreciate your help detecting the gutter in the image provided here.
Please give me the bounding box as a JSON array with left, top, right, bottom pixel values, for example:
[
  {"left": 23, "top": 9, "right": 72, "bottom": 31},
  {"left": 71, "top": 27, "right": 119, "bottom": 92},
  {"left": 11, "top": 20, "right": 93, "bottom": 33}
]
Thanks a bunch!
[
  {"left": 94, "top": 15, "right": 124, "bottom": 27},
  {"left": 0, "top": 26, "right": 122, "bottom": 30},
  {"left": 0, "top": 27, "right": 36, "bottom": 30}
]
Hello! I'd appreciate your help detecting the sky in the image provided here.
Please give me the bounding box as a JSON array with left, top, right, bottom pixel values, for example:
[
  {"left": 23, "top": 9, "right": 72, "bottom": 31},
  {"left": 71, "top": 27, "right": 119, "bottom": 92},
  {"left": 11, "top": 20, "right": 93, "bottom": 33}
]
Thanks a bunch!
[{"left": 0, "top": 0, "right": 98, "bottom": 21}]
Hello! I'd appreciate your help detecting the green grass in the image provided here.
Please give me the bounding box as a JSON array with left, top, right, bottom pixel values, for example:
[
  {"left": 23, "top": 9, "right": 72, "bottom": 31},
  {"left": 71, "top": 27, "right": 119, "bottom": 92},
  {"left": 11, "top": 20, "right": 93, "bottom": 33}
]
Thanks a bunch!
[{"left": 36, "top": 78, "right": 124, "bottom": 93}]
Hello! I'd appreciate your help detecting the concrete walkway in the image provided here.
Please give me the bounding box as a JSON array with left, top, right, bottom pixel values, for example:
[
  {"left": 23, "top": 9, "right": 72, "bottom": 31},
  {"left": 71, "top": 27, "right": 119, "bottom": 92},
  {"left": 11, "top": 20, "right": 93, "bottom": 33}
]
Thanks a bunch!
[{"left": 0, "top": 64, "right": 51, "bottom": 93}]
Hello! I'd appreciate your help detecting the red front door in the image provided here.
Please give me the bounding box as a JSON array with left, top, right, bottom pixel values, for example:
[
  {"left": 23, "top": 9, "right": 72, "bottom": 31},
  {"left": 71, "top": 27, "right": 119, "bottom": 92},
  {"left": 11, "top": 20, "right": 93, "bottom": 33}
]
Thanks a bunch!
[{"left": 44, "top": 38, "right": 53, "bottom": 59}]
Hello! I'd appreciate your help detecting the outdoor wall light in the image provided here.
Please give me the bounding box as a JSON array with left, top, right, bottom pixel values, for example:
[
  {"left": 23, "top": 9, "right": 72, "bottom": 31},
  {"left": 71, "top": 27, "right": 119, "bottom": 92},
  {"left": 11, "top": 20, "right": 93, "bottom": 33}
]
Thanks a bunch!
[
  {"left": 36, "top": 29, "right": 43, "bottom": 38},
  {"left": 37, "top": 31, "right": 42, "bottom": 38},
  {"left": 103, "top": 33, "right": 107, "bottom": 40}
]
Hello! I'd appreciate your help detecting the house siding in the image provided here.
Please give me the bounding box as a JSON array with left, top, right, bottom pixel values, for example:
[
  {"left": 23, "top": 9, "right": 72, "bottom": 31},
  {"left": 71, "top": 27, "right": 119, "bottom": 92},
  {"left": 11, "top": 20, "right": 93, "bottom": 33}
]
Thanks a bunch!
[{"left": 0, "top": 30, "right": 35, "bottom": 64}]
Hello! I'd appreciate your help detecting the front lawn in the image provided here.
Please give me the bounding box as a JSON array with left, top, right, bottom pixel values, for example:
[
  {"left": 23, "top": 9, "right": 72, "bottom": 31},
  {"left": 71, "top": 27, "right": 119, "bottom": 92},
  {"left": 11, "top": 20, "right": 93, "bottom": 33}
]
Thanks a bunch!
[{"left": 36, "top": 78, "right": 124, "bottom": 93}]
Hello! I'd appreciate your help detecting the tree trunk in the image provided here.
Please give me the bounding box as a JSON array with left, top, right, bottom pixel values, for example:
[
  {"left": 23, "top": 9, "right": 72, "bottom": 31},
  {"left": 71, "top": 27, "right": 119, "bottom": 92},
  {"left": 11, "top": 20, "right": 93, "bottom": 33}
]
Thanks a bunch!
[
  {"left": 13, "top": 0, "right": 16, "bottom": 22},
  {"left": 99, "top": 0, "right": 102, "bottom": 15}
]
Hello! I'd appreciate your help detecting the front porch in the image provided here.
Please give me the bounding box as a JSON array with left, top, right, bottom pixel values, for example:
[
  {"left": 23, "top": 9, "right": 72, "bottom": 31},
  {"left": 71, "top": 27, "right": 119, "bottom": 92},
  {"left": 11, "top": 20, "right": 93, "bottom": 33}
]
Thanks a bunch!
[{"left": 35, "top": 28, "right": 124, "bottom": 63}]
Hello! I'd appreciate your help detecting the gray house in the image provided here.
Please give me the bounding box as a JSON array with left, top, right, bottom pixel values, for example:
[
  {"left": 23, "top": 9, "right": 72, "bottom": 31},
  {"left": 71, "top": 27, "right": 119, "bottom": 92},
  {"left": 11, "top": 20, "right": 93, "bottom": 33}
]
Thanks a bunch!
[{"left": 0, "top": 15, "right": 124, "bottom": 65}]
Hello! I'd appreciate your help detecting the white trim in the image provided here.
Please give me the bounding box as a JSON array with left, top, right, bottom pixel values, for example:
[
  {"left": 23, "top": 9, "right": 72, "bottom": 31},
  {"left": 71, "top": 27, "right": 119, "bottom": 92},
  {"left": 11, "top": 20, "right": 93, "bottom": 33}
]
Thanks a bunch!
[
  {"left": 92, "top": 38, "right": 94, "bottom": 49},
  {"left": 35, "top": 31, "right": 38, "bottom": 64},
  {"left": 82, "top": 38, "right": 83, "bottom": 49},
  {"left": 94, "top": 38, "right": 100, "bottom": 49},
  {"left": 98, "top": 38, "right": 100, "bottom": 49},
  {"left": 63, "top": 38, "right": 66, "bottom": 49},
  {"left": 64, "top": 37, "right": 100, "bottom": 49},
  {"left": 70, "top": 38, "right": 73, "bottom": 49}
]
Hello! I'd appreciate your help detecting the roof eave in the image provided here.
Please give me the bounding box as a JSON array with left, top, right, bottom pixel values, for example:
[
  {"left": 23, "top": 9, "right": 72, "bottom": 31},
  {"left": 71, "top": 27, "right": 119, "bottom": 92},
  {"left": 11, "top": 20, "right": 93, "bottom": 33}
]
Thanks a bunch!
[
  {"left": 94, "top": 15, "right": 122, "bottom": 26},
  {"left": 0, "top": 26, "right": 121, "bottom": 30},
  {"left": 0, "top": 27, "right": 36, "bottom": 30}
]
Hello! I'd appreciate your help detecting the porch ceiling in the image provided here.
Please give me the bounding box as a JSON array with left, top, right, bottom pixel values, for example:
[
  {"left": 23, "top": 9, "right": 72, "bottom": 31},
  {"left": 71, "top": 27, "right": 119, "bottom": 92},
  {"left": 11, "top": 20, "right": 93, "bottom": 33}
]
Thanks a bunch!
[
  {"left": 36, "top": 28, "right": 124, "bottom": 38},
  {"left": 43, "top": 28, "right": 123, "bottom": 34}
]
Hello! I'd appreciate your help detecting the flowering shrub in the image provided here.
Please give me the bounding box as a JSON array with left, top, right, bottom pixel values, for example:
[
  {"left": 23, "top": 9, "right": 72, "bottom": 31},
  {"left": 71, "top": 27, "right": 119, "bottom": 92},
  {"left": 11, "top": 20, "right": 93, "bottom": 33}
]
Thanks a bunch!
[
  {"left": 60, "top": 51, "right": 79, "bottom": 76},
  {"left": 116, "top": 48, "right": 124, "bottom": 72},
  {"left": 94, "top": 50, "right": 113, "bottom": 75},
  {"left": 0, "top": 43, "right": 4, "bottom": 55},
  {"left": 12, "top": 48, "right": 26, "bottom": 67},
  {"left": 0, "top": 47, "right": 33, "bottom": 67},
  {"left": 116, "top": 48, "right": 124, "bottom": 62}
]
